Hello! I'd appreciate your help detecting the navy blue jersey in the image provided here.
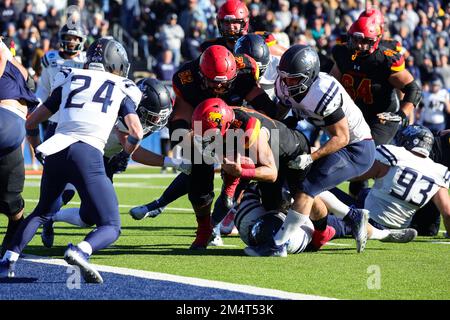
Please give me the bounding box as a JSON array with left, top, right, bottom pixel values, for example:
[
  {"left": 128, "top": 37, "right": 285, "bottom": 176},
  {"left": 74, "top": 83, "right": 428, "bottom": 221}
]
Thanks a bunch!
[{"left": 0, "top": 61, "right": 39, "bottom": 108}]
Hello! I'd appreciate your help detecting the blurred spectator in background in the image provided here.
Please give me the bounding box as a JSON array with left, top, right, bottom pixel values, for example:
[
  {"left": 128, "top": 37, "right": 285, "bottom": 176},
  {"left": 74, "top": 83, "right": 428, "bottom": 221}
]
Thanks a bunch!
[
  {"left": 157, "top": 13, "right": 184, "bottom": 67},
  {"left": 183, "top": 26, "right": 204, "bottom": 60},
  {"left": 406, "top": 56, "right": 422, "bottom": 87},
  {"left": 154, "top": 49, "right": 176, "bottom": 81},
  {"left": 178, "top": 0, "right": 207, "bottom": 36},
  {"left": 418, "top": 77, "right": 450, "bottom": 134},
  {"left": 275, "top": 0, "right": 292, "bottom": 31},
  {"left": 436, "top": 55, "right": 450, "bottom": 89},
  {"left": 0, "top": 0, "right": 17, "bottom": 31}
]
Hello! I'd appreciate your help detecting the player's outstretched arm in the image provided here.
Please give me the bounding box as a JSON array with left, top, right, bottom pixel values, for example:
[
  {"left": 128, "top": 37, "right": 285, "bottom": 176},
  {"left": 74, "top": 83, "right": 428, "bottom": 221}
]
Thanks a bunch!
[
  {"left": 123, "top": 113, "right": 144, "bottom": 155},
  {"left": 432, "top": 187, "right": 450, "bottom": 235}
]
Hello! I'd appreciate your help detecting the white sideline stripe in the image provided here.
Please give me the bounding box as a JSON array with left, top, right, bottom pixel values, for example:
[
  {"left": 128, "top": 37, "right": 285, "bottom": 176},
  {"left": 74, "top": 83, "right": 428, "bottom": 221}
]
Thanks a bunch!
[
  {"left": 430, "top": 241, "right": 450, "bottom": 245},
  {"left": 22, "top": 254, "right": 335, "bottom": 300},
  {"left": 24, "top": 199, "right": 193, "bottom": 212}
]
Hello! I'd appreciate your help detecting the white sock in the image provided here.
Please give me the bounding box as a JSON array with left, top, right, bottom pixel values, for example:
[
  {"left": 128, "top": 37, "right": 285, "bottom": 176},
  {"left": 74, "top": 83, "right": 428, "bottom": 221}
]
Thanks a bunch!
[
  {"left": 53, "top": 208, "right": 90, "bottom": 227},
  {"left": 3, "top": 250, "right": 19, "bottom": 262},
  {"left": 274, "top": 209, "right": 309, "bottom": 246},
  {"left": 77, "top": 241, "right": 93, "bottom": 256},
  {"left": 369, "top": 227, "right": 391, "bottom": 240},
  {"left": 318, "top": 191, "right": 350, "bottom": 218}
]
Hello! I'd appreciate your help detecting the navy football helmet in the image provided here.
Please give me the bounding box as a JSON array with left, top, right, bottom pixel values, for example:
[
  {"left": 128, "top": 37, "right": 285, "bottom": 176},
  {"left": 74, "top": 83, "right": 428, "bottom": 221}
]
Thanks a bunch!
[
  {"left": 86, "top": 37, "right": 130, "bottom": 78},
  {"left": 396, "top": 125, "right": 434, "bottom": 157},
  {"left": 136, "top": 78, "right": 173, "bottom": 136},
  {"left": 277, "top": 45, "right": 320, "bottom": 100},
  {"left": 234, "top": 34, "right": 270, "bottom": 76}
]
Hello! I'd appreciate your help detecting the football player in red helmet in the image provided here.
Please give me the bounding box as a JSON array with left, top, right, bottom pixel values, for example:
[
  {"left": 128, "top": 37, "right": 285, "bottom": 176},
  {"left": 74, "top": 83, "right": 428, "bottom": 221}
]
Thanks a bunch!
[
  {"left": 330, "top": 7, "right": 421, "bottom": 197},
  {"left": 128, "top": 45, "right": 277, "bottom": 249},
  {"left": 200, "top": 0, "right": 287, "bottom": 57},
  {"left": 198, "top": 45, "right": 237, "bottom": 96}
]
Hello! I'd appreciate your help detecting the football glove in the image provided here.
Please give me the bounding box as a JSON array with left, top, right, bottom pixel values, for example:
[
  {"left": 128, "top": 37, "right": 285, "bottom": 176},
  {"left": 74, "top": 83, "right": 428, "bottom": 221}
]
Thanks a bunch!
[
  {"left": 377, "top": 110, "right": 409, "bottom": 128},
  {"left": 163, "top": 157, "right": 192, "bottom": 175},
  {"left": 287, "top": 153, "right": 313, "bottom": 170},
  {"left": 108, "top": 150, "right": 131, "bottom": 174}
]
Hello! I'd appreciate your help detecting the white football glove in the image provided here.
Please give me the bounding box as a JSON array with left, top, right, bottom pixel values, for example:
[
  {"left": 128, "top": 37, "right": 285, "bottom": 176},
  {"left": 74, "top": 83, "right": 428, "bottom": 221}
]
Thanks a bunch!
[
  {"left": 163, "top": 157, "right": 192, "bottom": 175},
  {"left": 377, "top": 112, "right": 402, "bottom": 123},
  {"left": 287, "top": 153, "right": 313, "bottom": 170}
]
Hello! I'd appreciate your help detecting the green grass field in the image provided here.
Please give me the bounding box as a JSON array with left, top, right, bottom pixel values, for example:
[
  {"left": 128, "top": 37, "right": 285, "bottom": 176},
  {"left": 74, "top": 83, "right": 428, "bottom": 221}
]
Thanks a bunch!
[{"left": 1, "top": 167, "right": 449, "bottom": 300}]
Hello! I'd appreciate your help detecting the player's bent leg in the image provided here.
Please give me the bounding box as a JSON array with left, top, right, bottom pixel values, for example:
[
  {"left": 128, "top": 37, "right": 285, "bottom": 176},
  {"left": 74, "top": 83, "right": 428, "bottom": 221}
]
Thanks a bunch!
[{"left": 129, "top": 173, "right": 190, "bottom": 220}]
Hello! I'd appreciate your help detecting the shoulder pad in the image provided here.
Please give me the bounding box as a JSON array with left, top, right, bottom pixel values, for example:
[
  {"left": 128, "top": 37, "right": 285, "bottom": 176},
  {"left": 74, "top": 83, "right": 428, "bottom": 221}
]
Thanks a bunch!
[
  {"left": 235, "top": 54, "right": 260, "bottom": 80},
  {"left": 175, "top": 68, "right": 195, "bottom": 85},
  {"left": 119, "top": 79, "right": 142, "bottom": 108},
  {"left": 42, "top": 50, "right": 61, "bottom": 68},
  {"left": 383, "top": 49, "right": 405, "bottom": 72},
  {"left": 51, "top": 68, "right": 73, "bottom": 91}
]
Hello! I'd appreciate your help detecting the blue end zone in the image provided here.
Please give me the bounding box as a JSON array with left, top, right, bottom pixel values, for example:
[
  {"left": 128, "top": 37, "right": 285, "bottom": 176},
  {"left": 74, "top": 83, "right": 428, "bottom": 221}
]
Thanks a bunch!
[{"left": 0, "top": 260, "right": 281, "bottom": 300}]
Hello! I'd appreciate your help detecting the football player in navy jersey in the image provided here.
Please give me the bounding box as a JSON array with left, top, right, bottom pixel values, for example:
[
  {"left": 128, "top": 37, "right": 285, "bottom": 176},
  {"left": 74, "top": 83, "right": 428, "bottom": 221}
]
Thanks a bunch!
[
  {"left": 0, "top": 39, "right": 39, "bottom": 257},
  {"left": 0, "top": 38, "right": 143, "bottom": 283}
]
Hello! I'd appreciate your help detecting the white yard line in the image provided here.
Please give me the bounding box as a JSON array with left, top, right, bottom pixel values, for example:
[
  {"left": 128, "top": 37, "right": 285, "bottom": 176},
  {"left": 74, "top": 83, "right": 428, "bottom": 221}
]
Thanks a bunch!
[
  {"left": 22, "top": 254, "right": 336, "bottom": 300},
  {"left": 24, "top": 198, "right": 193, "bottom": 212}
]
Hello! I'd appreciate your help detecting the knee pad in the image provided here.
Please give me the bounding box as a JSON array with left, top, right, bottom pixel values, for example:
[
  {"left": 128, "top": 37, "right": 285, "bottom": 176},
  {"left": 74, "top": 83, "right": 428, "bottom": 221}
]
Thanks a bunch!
[
  {"left": 0, "top": 194, "right": 24, "bottom": 217},
  {"left": 189, "top": 191, "right": 214, "bottom": 208}
]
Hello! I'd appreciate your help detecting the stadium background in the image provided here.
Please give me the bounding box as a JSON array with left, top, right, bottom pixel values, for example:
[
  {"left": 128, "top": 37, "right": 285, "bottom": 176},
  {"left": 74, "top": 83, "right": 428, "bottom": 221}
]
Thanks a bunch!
[{"left": 3, "top": 0, "right": 448, "bottom": 163}]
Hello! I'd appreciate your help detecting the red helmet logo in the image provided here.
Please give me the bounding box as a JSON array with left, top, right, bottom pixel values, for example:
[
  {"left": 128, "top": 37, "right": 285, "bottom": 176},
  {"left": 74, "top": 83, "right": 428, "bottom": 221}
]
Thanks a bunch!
[
  {"left": 192, "top": 98, "right": 235, "bottom": 136},
  {"left": 217, "top": 0, "right": 249, "bottom": 39}
]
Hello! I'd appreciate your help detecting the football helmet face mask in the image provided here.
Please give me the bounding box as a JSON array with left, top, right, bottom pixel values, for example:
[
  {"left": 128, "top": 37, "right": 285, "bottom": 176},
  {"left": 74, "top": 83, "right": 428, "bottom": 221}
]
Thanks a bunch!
[
  {"left": 86, "top": 37, "right": 130, "bottom": 77},
  {"left": 217, "top": 0, "right": 249, "bottom": 40},
  {"left": 276, "top": 44, "right": 320, "bottom": 101},
  {"left": 235, "top": 185, "right": 285, "bottom": 246},
  {"left": 59, "top": 24, "right": 86, "bottom": 55},
  {"left": 395, "top": 125, "right": 434, "bottom": 157},
  {"left": 136, "top": 78, "right": 173, "bottom": 136},
  {"left": 348, "top": 9, "right": 383, "bottom": 56},
  {"left": 234, "top": 34, "right": 270, "bottom": 76},
  {"left": 199, "top": 45, "right": 237, "bottom": 95}
]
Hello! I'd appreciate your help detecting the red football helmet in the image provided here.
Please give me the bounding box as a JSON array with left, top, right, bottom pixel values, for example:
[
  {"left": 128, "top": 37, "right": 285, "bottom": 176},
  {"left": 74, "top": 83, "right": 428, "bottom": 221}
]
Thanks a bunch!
[
  {"left": 192, "top": 98, "right": 235, "bottom": 137},
  {"left": 199, "top": 45, "right": 237, "bottom": 95},
  {"left": 348, "top": 8, "right": 383, "bottom": 56},
  {"left": 217, "top": 0, "right": 249, "bottom": 39}
]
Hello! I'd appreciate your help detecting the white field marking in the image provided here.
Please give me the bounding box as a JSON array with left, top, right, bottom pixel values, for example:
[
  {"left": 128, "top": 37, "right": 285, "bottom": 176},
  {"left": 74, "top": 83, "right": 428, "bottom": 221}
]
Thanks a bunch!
[
  {"left": 25, "top": 173, "right": 223, "bottom": 179},
  {"left": 324, "top": 242, "right": 350, "bottom": 247},
  {"left": 22, "top": 254, "right": 335, "bottom": 300},
  {"left": 430, "top": 241, "right": 450, "bottom": 245},
  {"left": 24, "top": 181, "right": 222, "bottom": 192},
  {"left": 24, "top": 199, "right": 193, "bottom": 212}
]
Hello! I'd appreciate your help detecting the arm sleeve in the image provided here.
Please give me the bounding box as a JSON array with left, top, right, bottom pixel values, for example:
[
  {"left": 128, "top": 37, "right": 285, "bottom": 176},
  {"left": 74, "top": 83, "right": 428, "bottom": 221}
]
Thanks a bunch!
[
  {"left": 323, "top": 107, "right": 345, "bottom": 126},
  {"left": 43, "top": 86, "right": 63, "bottom": 114},
  {"left": 118, "top": 96, "right": 137, "bottom": 119}
]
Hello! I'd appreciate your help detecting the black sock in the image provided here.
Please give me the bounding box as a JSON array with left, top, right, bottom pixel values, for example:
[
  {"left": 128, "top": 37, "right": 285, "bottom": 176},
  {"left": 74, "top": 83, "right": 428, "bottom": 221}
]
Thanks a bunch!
[
  {"left": 312, "top": 215, "right": 328, "bottom": 231},
  {"left": 1, "top": 216, "right": 24, "bottom": 256},
  {"left": 159, "top": 173, "right": 190, "bottom": 206}
]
